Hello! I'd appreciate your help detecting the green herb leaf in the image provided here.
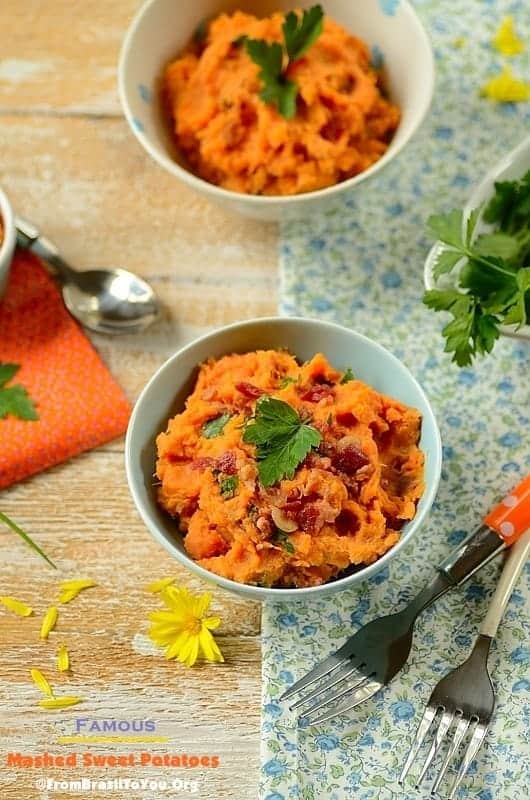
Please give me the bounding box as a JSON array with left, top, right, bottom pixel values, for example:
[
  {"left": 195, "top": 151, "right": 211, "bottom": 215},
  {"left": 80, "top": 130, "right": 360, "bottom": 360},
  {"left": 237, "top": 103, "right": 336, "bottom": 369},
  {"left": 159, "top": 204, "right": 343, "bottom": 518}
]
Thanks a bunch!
[
  {"left": 432, "top": 247, "right": 464, "bottom": 280},
  {"left": 273, "top": 527, "right": 295, "bottom": 554},
  {"left": 243, "top": 396, "right": 321, "bottom": 487},
  {"left": 279, "top": 375, "right": 298, "bottom": 388},
  {"left": 202, "top": 413, "right": 231, "bottom": 439},
  {"left": 427, "top": 210, "right": 465, "bottom": 249},
  {"left": 0, "top": 363, "right": 39, "bottom": 421},
  {"left": 282, "top": 5, "right": 324, "bottom": 62},
  {"left": 219, "top": 475, "right": 238, "bottom": 498},
  {"left": 0, "top": 511, "right": 56, "bottom": 568},
  {"left": 339, "top": 368, "right": 355, "bottom": 384},
  {"left": 473, "top": 232, "right": 520, "bottom": 260}
]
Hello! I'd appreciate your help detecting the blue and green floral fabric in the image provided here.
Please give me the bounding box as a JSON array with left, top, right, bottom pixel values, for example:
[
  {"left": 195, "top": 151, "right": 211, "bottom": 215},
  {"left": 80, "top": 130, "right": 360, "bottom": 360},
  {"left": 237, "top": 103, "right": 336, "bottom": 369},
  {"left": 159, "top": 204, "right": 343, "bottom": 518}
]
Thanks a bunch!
[{"left": 261, "top": 1, "right": 530, "bottom": 798}]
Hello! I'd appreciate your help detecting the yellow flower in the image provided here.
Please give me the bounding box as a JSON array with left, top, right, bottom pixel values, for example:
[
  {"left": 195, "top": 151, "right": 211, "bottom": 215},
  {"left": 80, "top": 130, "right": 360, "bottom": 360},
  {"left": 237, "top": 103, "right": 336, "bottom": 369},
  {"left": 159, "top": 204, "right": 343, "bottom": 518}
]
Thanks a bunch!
[
  {"left": 492, "top": 17, "right": 524, "bottom": 56},
  {"left": 58, "top": 579, "right": 95, "bottom": 604},
  {"left": 0, "top": 596, "right": 33, "bottom": 617},
  {"left": 480, "top": 66, "right": 530, "bottom": 103},
  {"left": 148, "top": 586, "right": 224, "bottom": 667}
]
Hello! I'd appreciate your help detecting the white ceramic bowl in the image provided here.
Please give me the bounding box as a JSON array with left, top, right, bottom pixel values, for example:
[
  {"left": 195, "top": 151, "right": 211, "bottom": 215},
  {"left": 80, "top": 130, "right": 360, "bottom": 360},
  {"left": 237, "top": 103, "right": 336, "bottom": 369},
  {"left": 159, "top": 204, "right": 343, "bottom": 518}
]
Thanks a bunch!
[
  {"left": 119, "top": 0, "right": 434, "bottom": 221},
  {"left": 0, "top": 186, "right": 16, "bottom": 298},
  {"left": 425, "top": 135, "right": 530, "bottom": 341},
  {"left": 125, "top": 317, "right": 442, "bottom": 601}
]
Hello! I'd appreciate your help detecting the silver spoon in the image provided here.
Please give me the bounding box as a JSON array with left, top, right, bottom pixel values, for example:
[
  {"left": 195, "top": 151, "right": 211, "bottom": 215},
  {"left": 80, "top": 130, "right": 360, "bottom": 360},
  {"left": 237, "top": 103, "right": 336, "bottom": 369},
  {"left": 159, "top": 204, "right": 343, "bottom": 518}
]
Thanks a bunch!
[{"left": 16, "top": 217, "right": 160, "bottom": 334}]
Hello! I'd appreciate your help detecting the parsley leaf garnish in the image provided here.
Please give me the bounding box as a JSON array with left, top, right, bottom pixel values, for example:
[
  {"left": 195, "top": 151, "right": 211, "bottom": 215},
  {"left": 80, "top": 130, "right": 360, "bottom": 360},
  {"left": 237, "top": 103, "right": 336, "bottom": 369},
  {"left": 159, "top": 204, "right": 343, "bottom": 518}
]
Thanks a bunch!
[
  {"left": 282, "top": 6, "right": 325, "bottom": 61},
  {"left": 242, "top": 5, "right": 324, "bottom": 118},
  {"left": 0, "top": 363, "right": 39, "bottom": 421},
  {"left": 219, "top": 475, "right": 238, "bottom": 498},
  {"left": 424, "top": 170, "right": 530, "bottom": 365},
  {"left": 202, "top": 413, "right": 231, "bottom": 439},
  {"left": 272, "top": 527, "right": 295, "bottom": 554},
  {"left": 279, "top": 375, "right": 298, "bottom": 388},
  {"left": 243, "top": 396, "right": 321, "bottom": 487},
  {"left": 340, "top": 368, "right": 355, "bottom": 384}
]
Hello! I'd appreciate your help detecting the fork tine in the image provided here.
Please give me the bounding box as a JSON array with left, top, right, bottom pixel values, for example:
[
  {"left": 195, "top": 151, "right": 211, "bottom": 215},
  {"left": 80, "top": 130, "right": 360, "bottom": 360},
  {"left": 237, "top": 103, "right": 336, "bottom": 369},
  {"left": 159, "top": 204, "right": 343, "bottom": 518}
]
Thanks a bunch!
[
  {"left": 431, "top": 714, "right": 470, "bottom": 795},
  {"left": 296, "top": 673, "right": 368, "bottom": 718},
  {"left": 399, "top": 705, "right": 438, "bottom": 784},
  {"left": 280, "top": 653, "right": 346, "bottom": 702},
  {"left": 301, "top": 678, "right": 381, "bottom": 725},
  {"left": 448, "top": 722, "right": 489, "bottom": 800},
  {"left": 289, "top": 662, "right": 360, "bottom": 711},
  {"left": 415, "top": 710, "right": 454, "bottom": 789}
]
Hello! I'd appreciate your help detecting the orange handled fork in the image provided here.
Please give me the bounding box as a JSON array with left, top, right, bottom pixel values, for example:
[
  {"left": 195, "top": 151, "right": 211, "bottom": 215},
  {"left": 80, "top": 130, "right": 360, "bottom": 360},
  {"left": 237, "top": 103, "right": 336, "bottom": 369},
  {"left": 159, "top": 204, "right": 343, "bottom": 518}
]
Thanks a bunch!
[{"left": 281, "top": 475, "right": 530, "bottom": 725}]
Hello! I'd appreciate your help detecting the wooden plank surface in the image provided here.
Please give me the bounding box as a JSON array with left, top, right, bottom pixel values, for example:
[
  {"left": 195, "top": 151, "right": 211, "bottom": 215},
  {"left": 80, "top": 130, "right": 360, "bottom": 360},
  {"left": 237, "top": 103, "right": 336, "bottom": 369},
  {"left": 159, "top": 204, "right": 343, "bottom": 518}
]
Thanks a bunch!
[{"left": 0, "top": 4, "right": 278, "bottom": 798}]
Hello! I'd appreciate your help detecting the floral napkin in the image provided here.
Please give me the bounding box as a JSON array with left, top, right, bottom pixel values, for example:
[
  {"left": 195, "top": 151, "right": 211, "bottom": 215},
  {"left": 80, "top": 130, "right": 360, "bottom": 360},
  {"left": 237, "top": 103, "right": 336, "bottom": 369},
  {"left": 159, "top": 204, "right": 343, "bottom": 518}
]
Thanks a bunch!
[
  {"left": 0, "top": 251, "right": 131, "bottom": 490},
  {"left": 260, "top": 1, "right": 530, "bottom": 798}
]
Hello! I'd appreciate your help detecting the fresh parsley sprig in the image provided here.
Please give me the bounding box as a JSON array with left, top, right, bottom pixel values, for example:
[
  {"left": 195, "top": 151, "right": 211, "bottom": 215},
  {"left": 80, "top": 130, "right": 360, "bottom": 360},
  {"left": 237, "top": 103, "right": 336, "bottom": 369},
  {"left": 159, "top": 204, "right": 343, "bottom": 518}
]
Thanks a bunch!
[
  {"left": 241, "top": 5, "right": 324, "bottom": 119},
  {"left": 0, "top": 363, "right": 39, "bottom": 421},
  {"left": 423, "top": 170, "right": 530, "bottom": 366},
  {"left": 242, "top": 396, "right": 321, "bottom": 487}
]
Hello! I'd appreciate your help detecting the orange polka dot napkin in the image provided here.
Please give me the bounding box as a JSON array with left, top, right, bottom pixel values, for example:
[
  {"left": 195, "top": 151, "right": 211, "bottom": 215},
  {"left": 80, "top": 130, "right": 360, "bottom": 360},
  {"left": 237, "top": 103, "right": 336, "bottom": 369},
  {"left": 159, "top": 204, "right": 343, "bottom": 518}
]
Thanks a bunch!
[{"left": 0, "top": 251, "right": 131, "bottom": 490}]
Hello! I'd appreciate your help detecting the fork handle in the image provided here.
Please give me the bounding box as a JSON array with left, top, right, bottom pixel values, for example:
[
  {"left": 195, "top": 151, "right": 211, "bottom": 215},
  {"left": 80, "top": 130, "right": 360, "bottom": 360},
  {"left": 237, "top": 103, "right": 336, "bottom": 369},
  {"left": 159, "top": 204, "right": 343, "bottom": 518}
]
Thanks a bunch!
[{"left": 480, "top": 528, "right": 530, "bottom": 638}]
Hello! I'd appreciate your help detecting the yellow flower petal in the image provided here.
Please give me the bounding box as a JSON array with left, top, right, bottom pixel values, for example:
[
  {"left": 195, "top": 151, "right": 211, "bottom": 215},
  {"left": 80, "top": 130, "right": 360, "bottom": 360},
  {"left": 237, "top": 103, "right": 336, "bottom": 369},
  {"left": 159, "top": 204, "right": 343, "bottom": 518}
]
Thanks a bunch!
[
  {"left": 202, "top": 616, "right": 221, "bottom": 630},
  {"left": 480, "top": 66, "right": 530, "bottom": 103},
  {"left": 0, "top": 596, "right": 33, "bottom": 617},
  {"left": 453, "top": 37, "right": 466, "bottom": 49},
  {"left": 165, "top": 631, "right": 191, "bottom": 660},
  {"left": 146, "top": 577, "right": 176, "bottom": 593},
  {"left": 58, "top": 580, "right": 95, "bottom": 604},
  {"left": 39, "top": 696, "right": 83, "bottom": 710},
  {"left": 192, "top": 592, "right": 212, "bottom": 618},
  {"left": 178, "top": 636, "right": 199, "bottom": 667},
  {"left": 57, "top": 645, "right": 70, "bottom": 672},
  {"left": 199, "top": 628, "right": 224, "bottom": 662},
  {"left": 492, "top": 16, "right": 524, "bottom": 57},
  {"left": 40, "top": 606, "right": 58, "bottom": 640},
  {"left": 30, "top": 668, "right": 54, "bottom": 697}
]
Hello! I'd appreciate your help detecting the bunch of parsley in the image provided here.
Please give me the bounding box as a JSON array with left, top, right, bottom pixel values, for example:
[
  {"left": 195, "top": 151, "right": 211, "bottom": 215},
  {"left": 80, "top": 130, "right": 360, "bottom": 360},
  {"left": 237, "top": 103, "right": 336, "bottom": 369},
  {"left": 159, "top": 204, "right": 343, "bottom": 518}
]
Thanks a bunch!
[
  {"left": 424, "top": 169, "right": 530, "bottom": 366},
  {"left": 241, "top": 5, "right": 324, "bottom": 118}
]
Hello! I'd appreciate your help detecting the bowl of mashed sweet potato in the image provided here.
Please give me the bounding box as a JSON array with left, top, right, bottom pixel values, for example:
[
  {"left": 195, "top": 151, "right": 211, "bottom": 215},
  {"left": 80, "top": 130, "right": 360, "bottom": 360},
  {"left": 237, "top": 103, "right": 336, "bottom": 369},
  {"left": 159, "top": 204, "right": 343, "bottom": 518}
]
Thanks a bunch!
[
  {"left": 126, "top": 317, "right": 442, "bottom": 600},
  {"left": 119, "top": 0, "right": 434, "bottom": 220}
]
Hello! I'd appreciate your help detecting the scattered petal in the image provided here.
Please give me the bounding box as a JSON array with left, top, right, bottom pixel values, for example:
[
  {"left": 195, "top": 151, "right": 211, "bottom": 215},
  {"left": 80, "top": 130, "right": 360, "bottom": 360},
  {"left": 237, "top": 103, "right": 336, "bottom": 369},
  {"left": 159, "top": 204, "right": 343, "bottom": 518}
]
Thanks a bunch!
[
  {"left": 480, "top": 66, "right": 530, "bottom": 103},
  {"left": 58, "top": 580, "right": 95, "bottom": 604},
  {"left": 492, "top": 17, "right": 524, "bottom": 56},
  {"left": 453, "top": 37, "right": 466, "bottom": 49},
  {"left": 0, "top": 596, "right": 33, "bottom": 617},
  {"left": 30, "top": 668, "right": 54, "bottom": 697},
  {"left": 145, "top": 577, "right": 176, "bottom": 593},
  {"left": 57, "top": 645, "right": 70, "bottom": 672},
  {"left": 39, "top": 696, "right": 83, "bottom": 710},
  {"left": 40, "top": 606, "right": 58, "bottom": 639}
]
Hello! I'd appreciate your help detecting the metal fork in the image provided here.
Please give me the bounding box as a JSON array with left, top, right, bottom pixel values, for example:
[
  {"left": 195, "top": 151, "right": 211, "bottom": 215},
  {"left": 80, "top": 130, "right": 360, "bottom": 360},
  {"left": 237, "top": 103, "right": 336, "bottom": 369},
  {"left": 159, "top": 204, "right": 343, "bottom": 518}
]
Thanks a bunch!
[
  {"left": 400, "top": 528, "right": 530, "bottom": 798},
  {"left": 280, "top": 523, "right": 507, "bottom": 724},
  {"left": 281, "top": 474, "right": 530, "bottom": 724}
]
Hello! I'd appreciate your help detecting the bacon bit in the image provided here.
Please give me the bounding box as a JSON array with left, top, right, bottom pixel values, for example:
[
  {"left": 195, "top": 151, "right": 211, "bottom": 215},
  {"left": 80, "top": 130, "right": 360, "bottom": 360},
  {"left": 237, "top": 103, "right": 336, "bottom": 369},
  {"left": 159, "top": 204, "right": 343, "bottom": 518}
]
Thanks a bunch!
[
  {"left": 332, "top": 438, "right": 369, "bottom": 474},
  {"left": 217, "top": 451, "right": 237, "bottom": 475},
  {"left": 385, "top": 515, "right": 406, "bottom": 531},
  {"left": 297, "top": 503, "right": 320, "bottom": 534},
  {"left": 235, "top": 382, "right": 263, "bottom": 399},
  {"left": 336, "top": 411, "right": 358, "bottom": 427},
  {"left": 301, "top": 386, "right": 333, "bottom": 403},
  {"left": 190, "top": 457, "right": 216, "bottom": 471},
  {"left": 336, "top": 509, "right": 360, "bottom": 536}
]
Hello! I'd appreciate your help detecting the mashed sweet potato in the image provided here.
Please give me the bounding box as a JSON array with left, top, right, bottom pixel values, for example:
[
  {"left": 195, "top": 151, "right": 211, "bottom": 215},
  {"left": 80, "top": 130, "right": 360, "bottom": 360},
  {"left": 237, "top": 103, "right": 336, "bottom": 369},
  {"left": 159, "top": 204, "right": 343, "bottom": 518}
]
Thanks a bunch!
[
  {"left": 156, "top": 351, "right": 424, "bottom": 589},
  {"left": 162, "top": 10, "right": 400, "bottom": 195}
]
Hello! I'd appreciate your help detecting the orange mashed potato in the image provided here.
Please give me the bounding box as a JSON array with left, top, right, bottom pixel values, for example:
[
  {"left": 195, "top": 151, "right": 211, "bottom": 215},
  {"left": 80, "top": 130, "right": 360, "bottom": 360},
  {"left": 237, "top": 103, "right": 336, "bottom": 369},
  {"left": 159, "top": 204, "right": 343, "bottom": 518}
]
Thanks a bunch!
[
  {"left": 156, "top": 351, "right": 424, "bottom": 589},
  {"left": 162, "top": 11, "right": 400, "bottom": 195}
]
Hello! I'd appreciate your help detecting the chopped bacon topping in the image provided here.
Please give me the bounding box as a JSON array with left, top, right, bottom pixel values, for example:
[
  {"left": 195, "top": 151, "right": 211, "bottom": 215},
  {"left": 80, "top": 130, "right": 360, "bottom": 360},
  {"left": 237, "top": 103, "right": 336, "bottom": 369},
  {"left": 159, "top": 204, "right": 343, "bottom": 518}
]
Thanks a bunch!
[
  {"left": 235, "top": 381, "right": 263, "bottom": 399},
  {"left": 332, "top": 437, "right": 369, "bottom": 475},
  {"left": 217, "top": 451, "right": 237, "bottom": 475},
  {"left": 190, "top": 457, "right": 216, "bottom": 471},
  {"left": 301, "top": 386, "right": 333, "bottom": 403}
]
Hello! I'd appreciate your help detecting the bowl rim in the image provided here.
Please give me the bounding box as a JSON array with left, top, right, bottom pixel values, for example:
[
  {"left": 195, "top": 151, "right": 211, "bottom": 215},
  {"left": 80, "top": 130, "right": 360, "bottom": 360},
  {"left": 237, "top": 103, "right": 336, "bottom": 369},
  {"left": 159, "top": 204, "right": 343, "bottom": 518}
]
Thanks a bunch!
[
  {"left": 424, "top": 134, "right": 530, "bottom": 339},
  {"left": 118, "top": 0, "right": 435, "bottom": 206},
  {"left": 0, "top": 185, "right": 16, "bottom": 271},
  {"left": 125, "top": 315, "right": 442, "bottom": 599}
]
